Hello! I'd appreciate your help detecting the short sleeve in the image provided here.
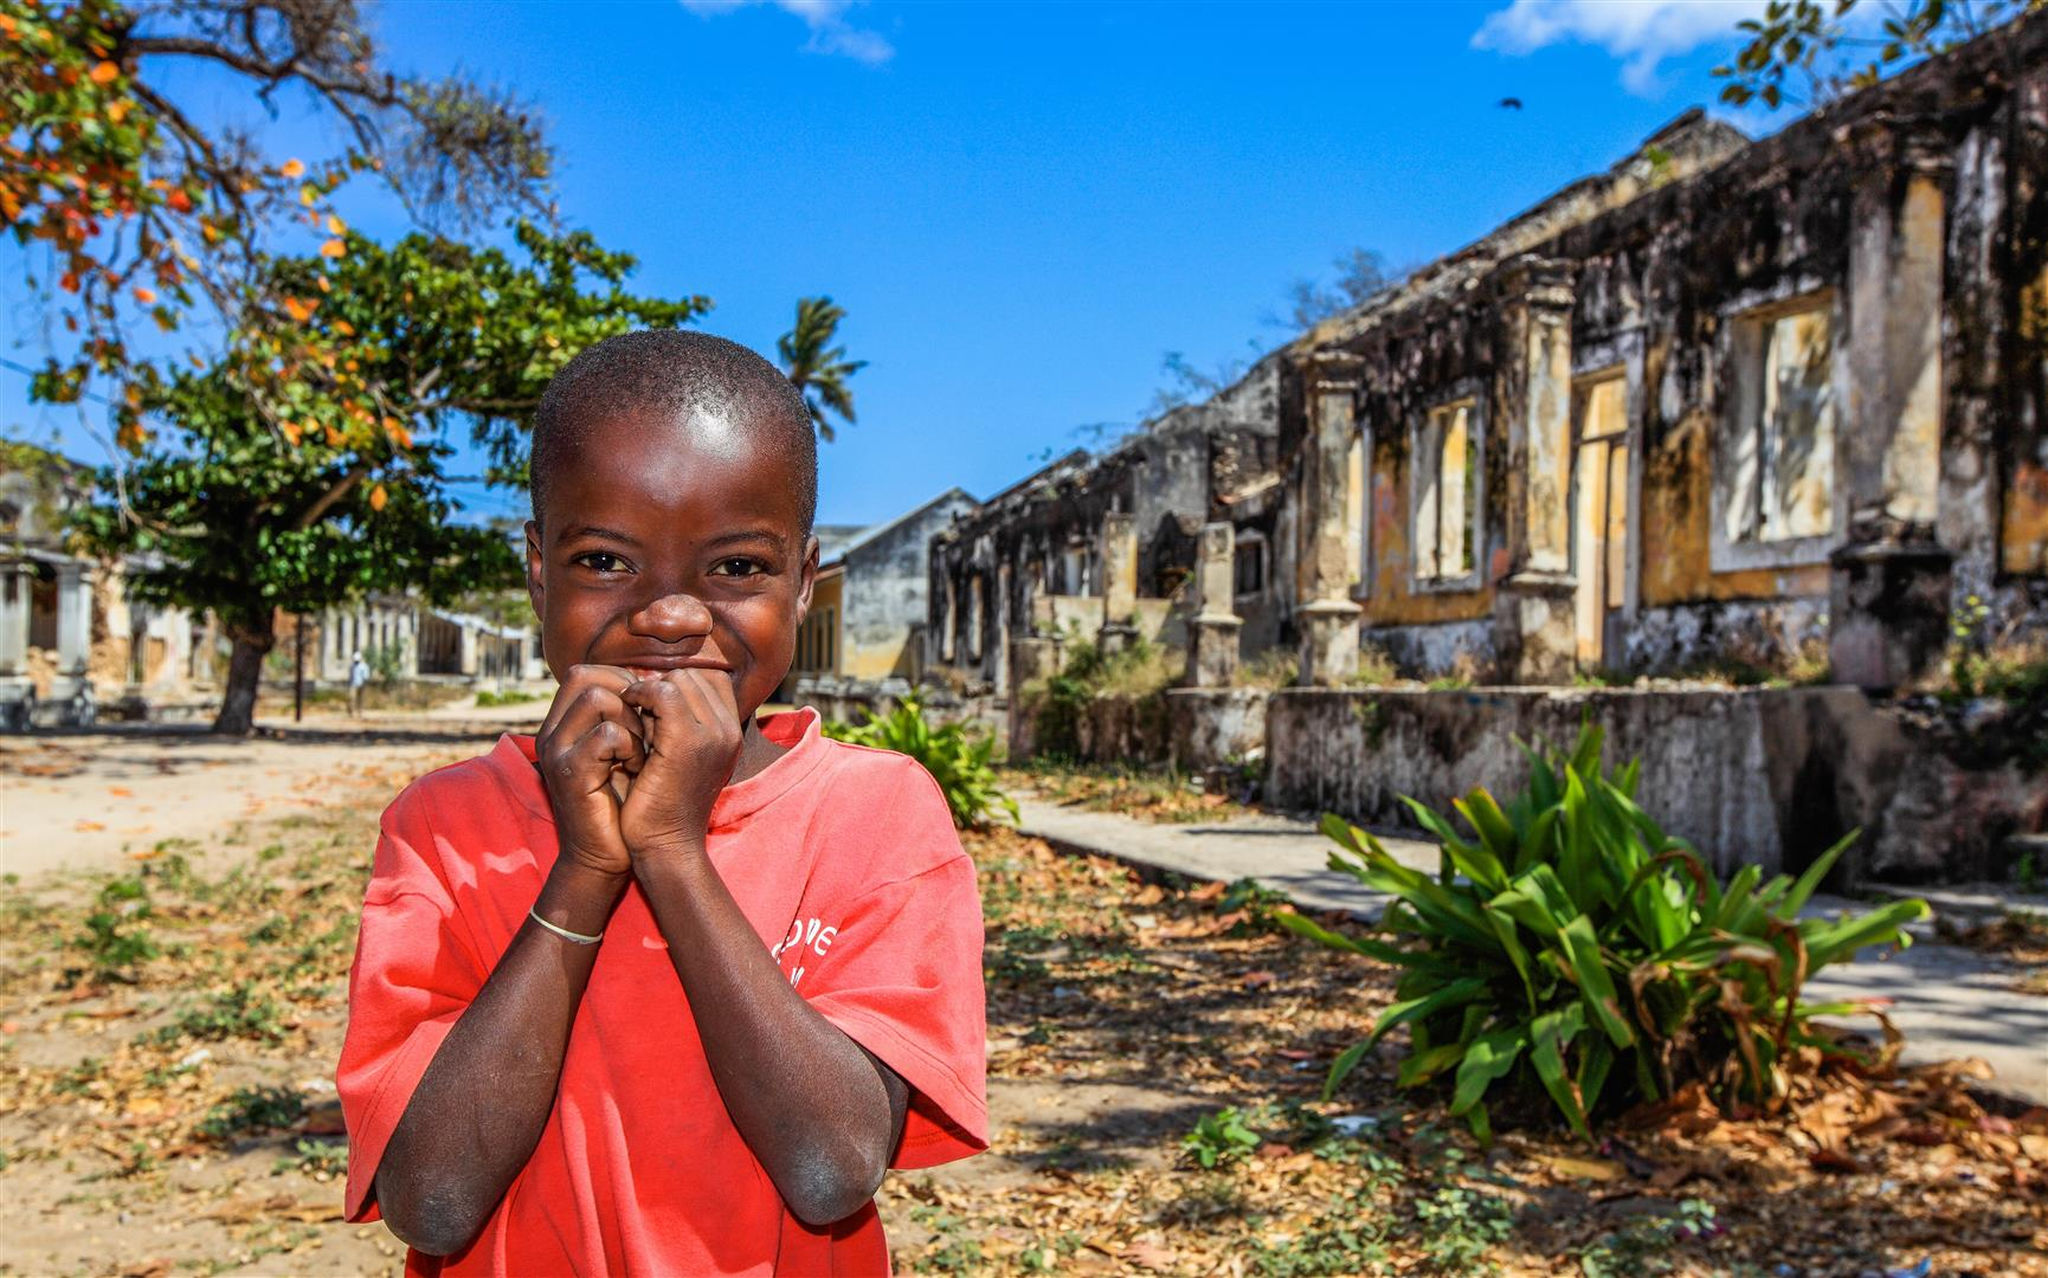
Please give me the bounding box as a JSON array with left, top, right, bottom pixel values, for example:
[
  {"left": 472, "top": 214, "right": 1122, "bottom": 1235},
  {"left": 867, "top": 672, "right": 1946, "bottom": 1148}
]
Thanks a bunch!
[
  {"left": 800, "top": 767, "right": 988, "bottom": 1171},
  {"left": 335, "top": 792, "right": 488, "bottom": 1222}
]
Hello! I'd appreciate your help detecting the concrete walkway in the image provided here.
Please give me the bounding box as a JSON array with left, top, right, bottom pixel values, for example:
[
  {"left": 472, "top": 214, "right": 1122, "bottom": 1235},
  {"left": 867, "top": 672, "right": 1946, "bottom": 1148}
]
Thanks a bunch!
[{"left": 1015, "top": 796, "right": 2048, "bottom": 1105}]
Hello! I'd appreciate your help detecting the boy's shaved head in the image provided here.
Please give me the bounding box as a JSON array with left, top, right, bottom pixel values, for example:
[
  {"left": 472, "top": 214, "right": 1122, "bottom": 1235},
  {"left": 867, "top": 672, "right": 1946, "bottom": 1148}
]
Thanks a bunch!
[{"left": 531, "top": 329, "right": 818, "bottom": 532}]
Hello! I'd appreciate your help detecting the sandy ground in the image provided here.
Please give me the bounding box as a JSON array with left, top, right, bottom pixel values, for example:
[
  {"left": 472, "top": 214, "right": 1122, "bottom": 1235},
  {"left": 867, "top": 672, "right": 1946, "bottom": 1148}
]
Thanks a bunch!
[{"left": 0, "top": 704, "right": 546, "bottom": 883}]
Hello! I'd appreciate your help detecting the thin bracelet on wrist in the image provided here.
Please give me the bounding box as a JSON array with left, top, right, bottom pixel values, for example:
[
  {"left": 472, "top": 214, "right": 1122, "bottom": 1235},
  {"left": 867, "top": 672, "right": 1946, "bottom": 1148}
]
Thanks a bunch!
[{"left": 529, "top": 907, "right": 604, "bottom": 946}]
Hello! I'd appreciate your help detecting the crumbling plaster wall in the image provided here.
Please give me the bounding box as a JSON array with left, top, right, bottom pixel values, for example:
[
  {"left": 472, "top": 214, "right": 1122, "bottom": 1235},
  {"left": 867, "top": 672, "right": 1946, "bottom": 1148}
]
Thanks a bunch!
[
  {"left": 1265, "top": 686, "right": 2043, "bottom": 884},
  {"left": 929, "top": 359, "right": 1288, "bottom": 685}
]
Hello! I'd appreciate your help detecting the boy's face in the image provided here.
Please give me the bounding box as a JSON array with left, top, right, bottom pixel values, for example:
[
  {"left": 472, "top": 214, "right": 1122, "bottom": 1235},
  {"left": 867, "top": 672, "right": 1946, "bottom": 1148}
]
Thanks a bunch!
[{"left": 525, "top": 403, "right": 817, "bottom": 722}]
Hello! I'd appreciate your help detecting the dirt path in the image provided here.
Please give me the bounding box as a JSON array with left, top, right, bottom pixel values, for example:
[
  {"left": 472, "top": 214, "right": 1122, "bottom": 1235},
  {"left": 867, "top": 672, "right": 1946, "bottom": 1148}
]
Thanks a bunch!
[{"left": 0, "top": 708, "right": 543, "bottom": 882}]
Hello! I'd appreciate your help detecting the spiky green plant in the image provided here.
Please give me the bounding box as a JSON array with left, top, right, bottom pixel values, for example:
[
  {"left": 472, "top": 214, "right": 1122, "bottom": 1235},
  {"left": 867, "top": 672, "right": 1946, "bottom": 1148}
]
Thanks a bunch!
[
  {"left": 824, "top": 694, "right": 1018, "bottom": 830},
  {"left": 1282, "top": 726, "right": 1927, "bottom": 1142}
]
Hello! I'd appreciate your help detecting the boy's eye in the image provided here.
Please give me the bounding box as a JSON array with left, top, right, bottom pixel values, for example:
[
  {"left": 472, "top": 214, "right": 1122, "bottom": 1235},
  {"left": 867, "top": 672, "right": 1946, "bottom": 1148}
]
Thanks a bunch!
[
  {"left": 573, "top": 551, "right": 631, "bottom": 574},
  {"left": 708, "top": 557, "right": 764, "bottom": 578}
]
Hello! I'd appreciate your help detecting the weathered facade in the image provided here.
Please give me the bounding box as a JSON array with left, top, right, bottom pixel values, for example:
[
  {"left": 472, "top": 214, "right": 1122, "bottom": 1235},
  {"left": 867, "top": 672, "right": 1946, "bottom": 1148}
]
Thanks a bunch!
[
  {"left": 1283, "top": 17, "right": 2048, "bottom": 687},
  {"left": 787, "top": 490, "right": 982, "bottom": 700},
  {"left": 928, "top": 357, "right": 1294, "bottom": 690}
]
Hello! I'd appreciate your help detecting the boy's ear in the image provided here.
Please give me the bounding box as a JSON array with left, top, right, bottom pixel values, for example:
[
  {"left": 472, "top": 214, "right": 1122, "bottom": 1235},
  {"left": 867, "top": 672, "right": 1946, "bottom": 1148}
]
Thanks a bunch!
[
  {"left": 795, "top": 535, "right": 819, "bottom": 619},
  {"left": 524, "top": 520, "right": 545, "bottom": 618}
]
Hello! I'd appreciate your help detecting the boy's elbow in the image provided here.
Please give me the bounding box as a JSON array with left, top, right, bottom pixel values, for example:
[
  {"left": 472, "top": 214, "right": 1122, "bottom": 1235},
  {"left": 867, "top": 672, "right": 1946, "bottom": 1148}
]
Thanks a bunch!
[
  {"left": 781, "top": 1142, "right": 888, "bottom": 1227},
  {"left": 376, "top": 1172, "right": 492, "bottom": 1257}
]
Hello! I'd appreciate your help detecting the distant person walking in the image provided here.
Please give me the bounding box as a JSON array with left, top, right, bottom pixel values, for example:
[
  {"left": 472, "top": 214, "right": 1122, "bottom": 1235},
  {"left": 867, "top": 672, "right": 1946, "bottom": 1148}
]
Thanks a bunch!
[{"left": 349, "top": 651, "right": 370, "bottom": 718}]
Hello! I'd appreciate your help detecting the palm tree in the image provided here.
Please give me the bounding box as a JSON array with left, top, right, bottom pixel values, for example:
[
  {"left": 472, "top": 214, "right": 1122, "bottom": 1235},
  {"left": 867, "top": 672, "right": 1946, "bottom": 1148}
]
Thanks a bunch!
[{"left": 778, "top": 296, "right": 867, "bottom": 442}]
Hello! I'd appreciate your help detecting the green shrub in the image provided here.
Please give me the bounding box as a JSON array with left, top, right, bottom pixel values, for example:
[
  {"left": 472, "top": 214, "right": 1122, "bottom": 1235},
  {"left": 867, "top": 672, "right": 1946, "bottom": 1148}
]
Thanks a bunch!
[
  {"left": 475, "top": 687, "right": 544, "bottom": 708},
  {"left": 1238, "top": 648, "right": 1301, "bottom": 691},
  {"left": 1282, "top": 726, "right": 1927, "bottom": 1142},
  {"left": 76, "top": 877, "right": 160, "bottom": 982},
  {"left": 198, "top": 1085, "right": 305, "bottom": 1142},
  {"left": 1182, "top": 1106, "right": 1260, "bottom": 1169},
  {"left": 824, "top": 694, "right": 1018, "bottom": 829},
  {"left": 154, "top": 982, "right": 289, "bottom": 1044}
]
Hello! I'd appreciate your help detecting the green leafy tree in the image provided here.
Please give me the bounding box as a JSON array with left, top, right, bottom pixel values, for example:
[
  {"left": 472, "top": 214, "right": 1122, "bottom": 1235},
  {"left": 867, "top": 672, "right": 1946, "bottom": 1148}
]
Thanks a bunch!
[
  {"left": 74, "top": 223, "right": 708, "bottom": 735},
  {"left": 777, "top": 295, "right": 866, "bottom": 442},
  {"left": 1716, "top": 0, "right": 2042, "bottom": 110},
  {"left": 2, "top": 0, "right": 550, "bottom": 443}
]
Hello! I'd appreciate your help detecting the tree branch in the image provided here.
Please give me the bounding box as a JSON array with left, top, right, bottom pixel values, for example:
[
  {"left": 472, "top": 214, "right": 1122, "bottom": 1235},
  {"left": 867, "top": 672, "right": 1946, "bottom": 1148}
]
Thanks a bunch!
[{"left": 294, "top": 461, "right": 373, "bottom": 531}]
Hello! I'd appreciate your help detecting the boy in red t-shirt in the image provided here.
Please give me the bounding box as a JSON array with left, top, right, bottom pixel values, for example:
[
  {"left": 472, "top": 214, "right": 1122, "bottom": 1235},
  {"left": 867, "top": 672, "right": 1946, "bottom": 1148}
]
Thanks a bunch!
[{"left": 337, "top": 330, "right": 988, "bottom": 1275}]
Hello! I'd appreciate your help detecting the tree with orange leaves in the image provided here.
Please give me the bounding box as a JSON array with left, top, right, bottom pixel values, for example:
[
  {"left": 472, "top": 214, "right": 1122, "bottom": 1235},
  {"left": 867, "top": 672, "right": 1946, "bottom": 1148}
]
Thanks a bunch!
[
  {"left": 72, "top": 224, "right": 707, "bottom": 735},
  {"left": 2, "top": 0, "right": 550, "bottom": 444}
]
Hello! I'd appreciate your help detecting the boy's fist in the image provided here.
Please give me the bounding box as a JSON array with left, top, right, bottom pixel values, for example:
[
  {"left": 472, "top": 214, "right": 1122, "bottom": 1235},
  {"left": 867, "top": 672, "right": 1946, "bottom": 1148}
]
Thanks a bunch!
[
  {"left": 535, "top": 665, "right": 646, "bottom": 878},
  {"left": 618, "top": 668, "right": 744, "bottom": 858}
]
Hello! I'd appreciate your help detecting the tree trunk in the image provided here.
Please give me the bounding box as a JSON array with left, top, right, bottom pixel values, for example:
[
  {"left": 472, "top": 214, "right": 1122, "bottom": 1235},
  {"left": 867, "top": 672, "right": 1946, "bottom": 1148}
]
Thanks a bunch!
[{"left": 213, "top": 614, "right": 277, "bottom": 736}]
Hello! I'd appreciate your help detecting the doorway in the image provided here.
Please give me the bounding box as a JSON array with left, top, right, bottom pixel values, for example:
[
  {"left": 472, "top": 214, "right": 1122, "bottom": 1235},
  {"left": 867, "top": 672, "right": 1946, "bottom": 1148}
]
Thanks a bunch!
[{"left": 1572, "top": 375, "right": 1630, "bottom": 669}]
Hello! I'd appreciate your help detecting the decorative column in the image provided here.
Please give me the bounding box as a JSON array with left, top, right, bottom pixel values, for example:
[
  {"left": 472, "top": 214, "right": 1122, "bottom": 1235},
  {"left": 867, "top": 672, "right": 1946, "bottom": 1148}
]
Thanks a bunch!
[
  {"left": 0, "top": 563, "right": 31, "bottom": 729},
  {"left": 1188, "top": 522, "right": 1243, "bottom": 687},
  {"left": 1297, "top": 351, "right": 1364, "bottom": 686},
  {"left": 1830, "top": 125, "right": 1953, "bottom": 691},
  {"left": 458, "top": 612, "right": 480, "bottom": 679},
  {"left": 1097, "top": 511, "right": 1139, "bottom": 655},
  {"left": 49, "top": 561, "right": 94, "bottom": 722},
  {"left": 0, "top": 564, "right": 28, "bottom": 678},
  {"left": 1491, "top": 255, "right": 1579, "bottom": 684}
]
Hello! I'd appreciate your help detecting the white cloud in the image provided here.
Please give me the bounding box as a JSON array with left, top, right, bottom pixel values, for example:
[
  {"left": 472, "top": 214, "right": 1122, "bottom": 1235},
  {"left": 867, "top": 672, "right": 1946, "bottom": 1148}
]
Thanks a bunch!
[
  {"left": 1473, "top": 0, "right": 1763, "bottom": 95},
  {"left": 679, "top": 0, "right": 894, "bottom": 65}
]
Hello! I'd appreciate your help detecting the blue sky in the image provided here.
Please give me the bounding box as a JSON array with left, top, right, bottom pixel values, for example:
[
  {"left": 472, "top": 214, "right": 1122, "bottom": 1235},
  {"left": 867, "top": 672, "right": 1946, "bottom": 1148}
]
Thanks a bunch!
[{"left": 3, "top": 0, "right": 1780, "bottom": 529}]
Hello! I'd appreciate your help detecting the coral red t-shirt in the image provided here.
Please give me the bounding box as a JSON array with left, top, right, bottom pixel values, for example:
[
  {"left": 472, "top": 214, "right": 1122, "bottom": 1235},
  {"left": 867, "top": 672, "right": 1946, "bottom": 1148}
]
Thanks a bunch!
[{"left": 337, "top": 708, "right": 988, "bottom": 1275}]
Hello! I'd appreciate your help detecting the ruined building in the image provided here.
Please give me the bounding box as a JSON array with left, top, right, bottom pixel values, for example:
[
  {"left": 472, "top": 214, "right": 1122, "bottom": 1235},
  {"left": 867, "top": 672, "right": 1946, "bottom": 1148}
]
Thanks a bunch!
[
  {"left": 1283, "top": 14, "right": 2048, "bottom": 689},
  {"left": 935, "top": 12, "right": 2048, "bottom": 699}
]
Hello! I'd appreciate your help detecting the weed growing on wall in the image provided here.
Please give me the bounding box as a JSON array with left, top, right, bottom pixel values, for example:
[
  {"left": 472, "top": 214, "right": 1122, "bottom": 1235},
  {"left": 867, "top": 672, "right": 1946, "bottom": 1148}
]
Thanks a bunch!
[{"left": 1023, "top": 628, "right": 1185, "bottom": 761}]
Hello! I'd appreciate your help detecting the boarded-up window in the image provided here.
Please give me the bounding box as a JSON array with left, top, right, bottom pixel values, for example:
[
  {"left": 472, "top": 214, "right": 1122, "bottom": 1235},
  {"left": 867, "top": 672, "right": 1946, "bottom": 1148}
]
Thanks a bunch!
[
  {"left": 1415, "top": 401, "right": 1478, "bottom": 583},
  {"left": 1725, "top": 301, "right": 1835, "bottom": 547}
]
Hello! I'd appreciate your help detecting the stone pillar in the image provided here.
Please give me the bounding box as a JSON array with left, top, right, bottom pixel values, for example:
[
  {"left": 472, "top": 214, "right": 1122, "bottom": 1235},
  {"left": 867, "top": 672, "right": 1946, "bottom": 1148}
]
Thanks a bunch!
[
  {"left": 993, "top": 560, "right": 1012, "bottom": 693},
  {"left": 1188, "top": 522, "right": 1242, "bottom": 688},
  {"left": 1830, "top": 126, "right": 1953, "bottom": 692},
  {"left": 458, "top": 616, "right": 479, "bottom": 679},
  {"left": 1098, "top": 511, "right": 1139, "bottom": 655},
  {"left": 1491, "top": 255, "right": 1578, "bottom": 684},
  {"left": 0, "top": 564, "right": 31, "bottom": 729},
  {"left": 49, "top": 561, "right": 94, "bottom": 722},
  {"left": 1007, "top": 633, "right": 1062, "bottom": 759},
  {"left": 1296, "top": 352, "right": 1364, "bottom": 686},
  {"left": 0, "top": 564, "right": 28, "bottom": 677}
]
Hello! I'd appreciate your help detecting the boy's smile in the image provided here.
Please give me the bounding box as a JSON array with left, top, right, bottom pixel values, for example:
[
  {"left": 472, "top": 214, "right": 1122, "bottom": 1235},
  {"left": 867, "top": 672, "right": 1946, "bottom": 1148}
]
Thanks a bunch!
[{"left": 526, "top": 405, "right": 817, "bottom": 723}]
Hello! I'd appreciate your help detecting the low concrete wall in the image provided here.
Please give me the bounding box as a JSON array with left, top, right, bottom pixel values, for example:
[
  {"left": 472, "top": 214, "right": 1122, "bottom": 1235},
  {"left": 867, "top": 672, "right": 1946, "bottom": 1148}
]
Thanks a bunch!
[
  {"left": 792, "top": 677, "right": 1001, "bottom": 738},
  {"left": 1008, "top": 687, "right": 1270, "bottom": 772},
  {"left": 1265, "top": 686, "right": 2044, "bottom": 884},
  {"left": 1165, "top": 689, "right": 1268, "bottom": 772}
]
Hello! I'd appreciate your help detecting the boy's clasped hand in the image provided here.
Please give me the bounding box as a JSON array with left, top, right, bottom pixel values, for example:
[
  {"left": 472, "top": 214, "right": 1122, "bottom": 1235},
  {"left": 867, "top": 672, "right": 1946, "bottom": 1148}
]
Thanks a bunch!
[{"left": 536, "top": 662, "right": 745, "bottom": 878}]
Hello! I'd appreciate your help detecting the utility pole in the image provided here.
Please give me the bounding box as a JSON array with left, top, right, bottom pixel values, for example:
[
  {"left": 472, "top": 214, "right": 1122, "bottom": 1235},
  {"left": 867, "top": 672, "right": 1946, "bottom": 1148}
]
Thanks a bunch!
[{"left": 293, "top": 615, "right": 305, "bottom": 723}]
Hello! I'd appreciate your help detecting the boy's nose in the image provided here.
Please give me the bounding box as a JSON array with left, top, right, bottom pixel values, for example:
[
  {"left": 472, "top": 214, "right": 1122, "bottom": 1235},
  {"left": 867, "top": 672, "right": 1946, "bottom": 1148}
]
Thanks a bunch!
[{"left": 626, "top": 591, "right": 714, "bottom": 642}]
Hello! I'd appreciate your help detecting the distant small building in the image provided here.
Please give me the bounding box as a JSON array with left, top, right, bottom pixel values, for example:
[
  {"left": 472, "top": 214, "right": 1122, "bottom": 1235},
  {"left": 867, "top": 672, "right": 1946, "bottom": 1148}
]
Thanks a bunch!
[
  {"left": 786, "top": 489, "right": 982, "bottom": 697},
  {"left": 312, "top": 595, "right": 540, "bottom": 687},
  {"left": 0, "top": 444, "right": 209, "bottom": 727}
]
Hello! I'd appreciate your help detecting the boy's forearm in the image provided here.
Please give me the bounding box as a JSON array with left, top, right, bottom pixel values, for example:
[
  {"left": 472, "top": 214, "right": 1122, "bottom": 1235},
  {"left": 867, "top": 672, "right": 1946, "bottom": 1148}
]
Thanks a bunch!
[
  {"left": 373, "top": 861, "right": 627, "bottom": 1256},
  {"left": 635, "top": 847, "right": 908, "bottom": 1226}
]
